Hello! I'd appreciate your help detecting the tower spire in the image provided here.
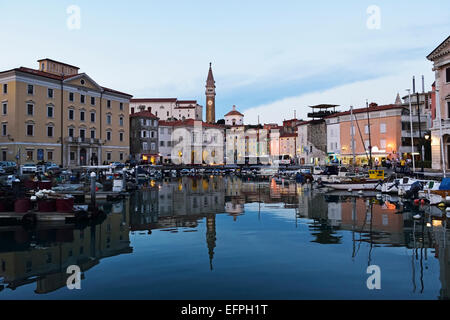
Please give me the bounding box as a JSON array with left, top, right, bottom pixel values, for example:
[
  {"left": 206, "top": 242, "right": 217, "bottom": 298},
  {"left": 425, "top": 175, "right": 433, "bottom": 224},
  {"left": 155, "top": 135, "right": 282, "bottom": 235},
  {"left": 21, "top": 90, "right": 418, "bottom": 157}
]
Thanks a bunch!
[{"left": 205, "top": 63, "right": 216, "bottom": 123}]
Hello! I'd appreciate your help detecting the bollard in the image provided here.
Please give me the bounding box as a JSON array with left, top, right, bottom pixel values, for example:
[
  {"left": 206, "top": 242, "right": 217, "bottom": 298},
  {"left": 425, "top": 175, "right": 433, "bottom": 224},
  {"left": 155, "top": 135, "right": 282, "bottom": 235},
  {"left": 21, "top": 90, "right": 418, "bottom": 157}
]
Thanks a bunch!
[
  {"left": 122, "top": 169, "right": 127, "bottom": 191},
  {"left": 90, "top": 171, "right": 96, "bottom": 205}
]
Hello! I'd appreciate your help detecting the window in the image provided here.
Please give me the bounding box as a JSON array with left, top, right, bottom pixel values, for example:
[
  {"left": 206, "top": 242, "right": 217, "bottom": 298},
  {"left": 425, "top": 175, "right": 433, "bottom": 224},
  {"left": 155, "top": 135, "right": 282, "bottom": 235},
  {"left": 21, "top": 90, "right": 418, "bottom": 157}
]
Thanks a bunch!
[
  {"left": 107, "top": 100, "right": 111, "bottom": 108},
  {"left": 27, "top": 84, "right": 34, "bottom": 95},
  {"left": 151, "top": 131, "right": 155, "bottom": 138},
  {"left": 26, "top": 151, "right": 33, "bottom": 161},
  {"left": 68, "top": 127, "right": 74, "bottom": 137},
  {"left": 80, "top": 94, "right": 85, "bottom": 104},
  {"left": 119, "top": 117, "right": 123, "bottom": 126},
  {"left": 167, "top": 111, "right": 169, "bottom": 116},
  {"left": 80, "top": 111, "right": 85, "bottom": 121},
  {"left": 446, "top": 101, "right": 450, "bottom": 119},
  {"left": 47, "top": 151, "right": 53, "bottom": 161},
  {"left": 364, "top": 125, "right": 369, "bottom": 134},
  {"left": 380, "top": 123, "right": 386, "bottom": 134},
  {"left": 68, "top": 109, "right": 74, "bottom": 120},
  {"left": 2, "top": 84, "right": 7, "bottom": 94},
  {"left": 107, "top": 114, "right": 111, "bottom": 125},
  {"left": 47, "top": 126, "right": 53, "bottom": 137},
  {"left": 151, "top": 142, "right": 155, "bottom": 150},
  {"left": 27, "top": 104, "right": 34, "bottom": 116},
  {"left": 119, "top": 132, "right": 123, "bottom": 141},
  {"left": 106, "top": 152, "right": 112, "bottom": 161},
  {"left": 69, "top": 92, "right": 74, "bottom": 102},
  {"left": 2, "top": 102, "right": 6, "bottom": 115},
  {"left": 119, "top": 153, "right": 124, "bottom": 161},
  {"left": 26, "top": 124, "right": 34, "bottom": 136},
  {"left": 80, "top": 129, "right": 86, "bottom": 139},
  {"left": 141, "top": 130, "right": 146, "bottom": 138},
  {"left": 90, "top": 112, "right": 95, "bottom": 122},
  {"left": 91, "top": 97, "right": 95, "bottom": 105},
  {"left": 47, "top": 105, "right": 54, "bottom": 118},
  {"left": 119, "top": 102, "right": 123, "bottom": 111},
  {"left": 142, "top": 142, "right": 148, "bottom": 150},
  {"left": 70, "top": 152, "right": 75, "bottom": 161},
  {"left": 2, "top": 150, "right": 7, "bottom": 161},
  {"left": 1, "top": 123, "right": 6, "bottom": 136},
  {"left": 90, "top": 129, "right": 96, "bottom": 139},
  {"left": 106, "top": 131, "right": 111, "bottom": 141},
  {"left": 447, "top": 67, "right": 450, "bottom": 83},
  {"left": 48, "top": 88, "right": 53, "bottom": 99},
  {"left": 380, "top": 139, "right": 386, "bottom": 149},
  {"left": 160, "top": 141, "right": 164, "bottom": 147}
]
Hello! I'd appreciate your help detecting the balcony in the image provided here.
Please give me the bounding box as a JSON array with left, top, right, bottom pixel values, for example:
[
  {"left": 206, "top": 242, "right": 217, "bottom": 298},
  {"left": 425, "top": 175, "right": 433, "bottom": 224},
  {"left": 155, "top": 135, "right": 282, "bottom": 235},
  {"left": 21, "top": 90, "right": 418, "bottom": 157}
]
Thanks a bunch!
[
  {"left": 65, "top": 137, "right": 102, "bottom": 145},
  {"left": 401, "top": 130, "right": 422, "bottom": 138},
  {"left": 401, "top": 115, "right": 428, "bottom": 123}
]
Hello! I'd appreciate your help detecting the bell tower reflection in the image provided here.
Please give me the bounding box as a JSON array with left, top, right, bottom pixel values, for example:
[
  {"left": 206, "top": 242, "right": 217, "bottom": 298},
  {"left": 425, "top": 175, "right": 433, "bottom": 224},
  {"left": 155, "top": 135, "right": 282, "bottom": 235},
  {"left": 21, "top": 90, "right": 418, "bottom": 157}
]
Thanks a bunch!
[{"left": 206, "top": 214, "right": 216, "bottom": 271}]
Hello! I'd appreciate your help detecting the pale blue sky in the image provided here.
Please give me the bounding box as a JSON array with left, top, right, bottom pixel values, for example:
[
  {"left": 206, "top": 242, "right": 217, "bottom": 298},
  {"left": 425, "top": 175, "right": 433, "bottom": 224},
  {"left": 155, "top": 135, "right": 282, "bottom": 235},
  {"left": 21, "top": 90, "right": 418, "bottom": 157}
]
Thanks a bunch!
[{"left": 0, "top": 0, "right": 449, "bottom": 122}]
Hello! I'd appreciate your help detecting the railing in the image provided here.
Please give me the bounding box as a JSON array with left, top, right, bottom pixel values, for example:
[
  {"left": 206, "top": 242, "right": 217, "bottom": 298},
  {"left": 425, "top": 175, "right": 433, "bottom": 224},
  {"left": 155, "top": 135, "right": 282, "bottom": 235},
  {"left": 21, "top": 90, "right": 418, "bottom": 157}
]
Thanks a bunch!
[{"left": 65, "top": 137, "right": 102, "bottom": 144}]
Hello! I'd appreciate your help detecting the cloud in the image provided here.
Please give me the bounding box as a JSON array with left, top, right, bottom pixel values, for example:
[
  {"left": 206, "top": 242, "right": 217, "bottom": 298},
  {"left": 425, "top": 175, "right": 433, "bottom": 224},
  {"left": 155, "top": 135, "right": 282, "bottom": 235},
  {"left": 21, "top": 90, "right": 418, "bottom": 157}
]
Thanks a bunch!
[{"left": 243, "top": 58, "right": 434, "bottom": 124}]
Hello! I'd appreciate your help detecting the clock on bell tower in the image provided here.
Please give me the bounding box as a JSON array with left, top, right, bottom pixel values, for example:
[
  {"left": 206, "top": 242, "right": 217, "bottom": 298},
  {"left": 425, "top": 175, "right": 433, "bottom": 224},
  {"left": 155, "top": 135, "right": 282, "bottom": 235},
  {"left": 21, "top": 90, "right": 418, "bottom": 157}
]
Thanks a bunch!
[{"left": 205, "top": 62, "right": 216, "bottom": 124}]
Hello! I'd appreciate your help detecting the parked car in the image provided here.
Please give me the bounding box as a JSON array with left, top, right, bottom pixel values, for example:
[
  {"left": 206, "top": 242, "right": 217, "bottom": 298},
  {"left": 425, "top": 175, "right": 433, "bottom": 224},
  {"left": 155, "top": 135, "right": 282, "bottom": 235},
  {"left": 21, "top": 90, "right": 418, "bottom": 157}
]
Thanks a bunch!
[
  {"left": 0, "top": 167, "right": 5, "bottom": 175},
  {"left": 21, "top": 163, "right": 38, "bottom": 174},
  {"left": 45, "top": 162, "right": 61, "bottom": 174},
  {"left": 0, "top": 161, "right": 17, "bottom": 174}
]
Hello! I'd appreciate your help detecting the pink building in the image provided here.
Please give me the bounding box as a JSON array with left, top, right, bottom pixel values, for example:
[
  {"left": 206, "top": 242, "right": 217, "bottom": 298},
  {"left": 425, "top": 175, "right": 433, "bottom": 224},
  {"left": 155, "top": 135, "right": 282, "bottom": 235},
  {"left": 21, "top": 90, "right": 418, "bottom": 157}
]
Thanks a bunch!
[{"left": 427, "top": 35, "right": 450, "bottom": 170}]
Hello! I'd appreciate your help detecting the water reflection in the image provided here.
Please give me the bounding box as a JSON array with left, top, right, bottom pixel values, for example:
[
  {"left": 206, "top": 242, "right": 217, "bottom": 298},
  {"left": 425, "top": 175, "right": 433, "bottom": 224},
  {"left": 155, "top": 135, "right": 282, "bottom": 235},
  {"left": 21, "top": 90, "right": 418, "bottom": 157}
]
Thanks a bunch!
[{"left": 0, "top": 176, "right": 450, "bottom": 299}]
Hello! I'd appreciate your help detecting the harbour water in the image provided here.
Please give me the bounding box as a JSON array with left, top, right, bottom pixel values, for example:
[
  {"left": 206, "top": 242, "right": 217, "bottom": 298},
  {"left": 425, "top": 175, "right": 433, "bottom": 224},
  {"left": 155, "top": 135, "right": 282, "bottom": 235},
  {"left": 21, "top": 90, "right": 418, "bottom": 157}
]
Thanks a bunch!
[{"left": 0, "top": 176, "right": 448, "bottom": 299}]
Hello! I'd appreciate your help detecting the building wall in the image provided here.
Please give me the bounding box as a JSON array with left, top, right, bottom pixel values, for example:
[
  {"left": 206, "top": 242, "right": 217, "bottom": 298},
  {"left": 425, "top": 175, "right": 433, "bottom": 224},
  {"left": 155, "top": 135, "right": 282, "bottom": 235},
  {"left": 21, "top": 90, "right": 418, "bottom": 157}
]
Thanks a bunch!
[
  {"left": 0, "top": 69, "right": 130, "bottom": 166},
  {"left": 338, "top": 110, "right": 402, "bottom": 164}
]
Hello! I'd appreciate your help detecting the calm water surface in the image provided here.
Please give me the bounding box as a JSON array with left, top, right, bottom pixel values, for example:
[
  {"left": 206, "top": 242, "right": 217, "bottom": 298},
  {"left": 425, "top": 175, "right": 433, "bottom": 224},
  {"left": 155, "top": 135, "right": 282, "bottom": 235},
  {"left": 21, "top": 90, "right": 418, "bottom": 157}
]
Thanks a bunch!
[{"left": 0, "top": 177, "right": 448, "bottom": 299}]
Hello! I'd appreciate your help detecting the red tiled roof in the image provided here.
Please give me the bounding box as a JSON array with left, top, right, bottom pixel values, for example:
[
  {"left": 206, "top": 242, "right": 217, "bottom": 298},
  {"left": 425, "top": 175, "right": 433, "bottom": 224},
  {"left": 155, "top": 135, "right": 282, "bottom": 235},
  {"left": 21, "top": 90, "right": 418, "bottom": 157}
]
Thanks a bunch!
[
  {"left": 131, "top": 98, "right": 177, "bottom": 103},
  {"left": 325, "top": 104, "right": 405, "bottom": 119},
  {"left": 159, "top": 119, "right": 224, "bottom": 129},
  {"left": 178, "top": 100, "right": 197, "bottom": 104},
  {"left": 130, "top": 110, "right": 158, "bottom": 119},
  {"left": 225, "top": 110, "right": 244, "bottom": 117},
  {"left": 2, "top": 67, "right": 132, "bottom": 97},
  {"left": 280, "top": 133, "right": 297, "bottom": 138}
]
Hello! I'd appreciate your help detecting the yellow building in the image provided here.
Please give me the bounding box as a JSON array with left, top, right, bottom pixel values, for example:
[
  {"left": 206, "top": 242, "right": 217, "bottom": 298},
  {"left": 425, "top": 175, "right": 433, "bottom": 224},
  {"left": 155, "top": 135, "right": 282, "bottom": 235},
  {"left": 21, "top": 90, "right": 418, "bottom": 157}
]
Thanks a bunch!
[{"left": 0, "top": 58, "right": 132, "bottom": 166}]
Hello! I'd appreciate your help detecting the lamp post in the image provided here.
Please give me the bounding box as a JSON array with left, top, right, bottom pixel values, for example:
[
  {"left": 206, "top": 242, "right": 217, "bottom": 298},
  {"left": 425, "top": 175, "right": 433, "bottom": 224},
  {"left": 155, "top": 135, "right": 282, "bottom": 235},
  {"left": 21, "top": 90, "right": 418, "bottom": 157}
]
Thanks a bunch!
[{"left": 407, "top": 89, "right": 416, "bottom": 173}]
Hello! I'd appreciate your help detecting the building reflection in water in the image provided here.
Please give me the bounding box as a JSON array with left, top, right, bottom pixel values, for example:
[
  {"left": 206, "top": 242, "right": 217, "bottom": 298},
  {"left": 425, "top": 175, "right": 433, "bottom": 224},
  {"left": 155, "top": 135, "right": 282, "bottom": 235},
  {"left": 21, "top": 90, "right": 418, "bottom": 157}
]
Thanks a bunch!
[
  {"left": 0, "top": 202, "right": 131, "bottom": 294},
  {"left": 1, "top": 176, "right": 450, "bottom": 299}
]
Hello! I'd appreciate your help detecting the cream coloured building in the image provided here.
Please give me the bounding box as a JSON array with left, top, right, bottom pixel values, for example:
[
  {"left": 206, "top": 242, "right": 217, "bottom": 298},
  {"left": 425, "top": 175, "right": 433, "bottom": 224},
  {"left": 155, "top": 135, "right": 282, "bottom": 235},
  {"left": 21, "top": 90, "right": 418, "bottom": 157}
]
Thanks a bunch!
[{"left": 0, "top": 58, "right": 132, "bottom": 167}]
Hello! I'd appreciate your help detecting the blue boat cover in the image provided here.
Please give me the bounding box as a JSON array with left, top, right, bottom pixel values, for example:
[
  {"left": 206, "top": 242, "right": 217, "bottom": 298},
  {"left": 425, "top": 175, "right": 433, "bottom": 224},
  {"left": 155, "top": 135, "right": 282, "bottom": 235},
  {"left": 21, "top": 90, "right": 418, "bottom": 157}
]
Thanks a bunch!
[{"left": 439, "top": 177, "right": 450, "bottom": 190}]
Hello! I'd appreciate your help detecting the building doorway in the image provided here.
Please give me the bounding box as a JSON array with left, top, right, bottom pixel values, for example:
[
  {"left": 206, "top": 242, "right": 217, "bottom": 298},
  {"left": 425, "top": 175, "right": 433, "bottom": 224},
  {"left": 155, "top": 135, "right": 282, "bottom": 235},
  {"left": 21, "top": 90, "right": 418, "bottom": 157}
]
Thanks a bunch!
[{"left": 80, "top": 148, "right": 87, "bottom": 166}]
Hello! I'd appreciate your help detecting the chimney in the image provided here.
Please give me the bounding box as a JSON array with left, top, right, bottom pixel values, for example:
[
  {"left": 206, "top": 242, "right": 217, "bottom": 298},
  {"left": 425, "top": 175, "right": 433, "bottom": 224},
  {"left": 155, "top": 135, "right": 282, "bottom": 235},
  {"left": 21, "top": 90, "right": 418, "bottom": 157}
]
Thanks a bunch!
[
  {"left": 147, "top": 107, "right": 152, "bottom": 112},
  {"left": 131, "top": 107, "right": 135, "bottom": 114}
]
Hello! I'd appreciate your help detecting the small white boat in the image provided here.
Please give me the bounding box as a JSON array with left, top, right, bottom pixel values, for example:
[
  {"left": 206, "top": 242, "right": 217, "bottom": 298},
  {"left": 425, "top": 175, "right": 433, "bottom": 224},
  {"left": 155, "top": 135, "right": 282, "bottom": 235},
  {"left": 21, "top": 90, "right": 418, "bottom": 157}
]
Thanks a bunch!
[{"left": 324, "top": 179, "right": 382, "bottom": 191}]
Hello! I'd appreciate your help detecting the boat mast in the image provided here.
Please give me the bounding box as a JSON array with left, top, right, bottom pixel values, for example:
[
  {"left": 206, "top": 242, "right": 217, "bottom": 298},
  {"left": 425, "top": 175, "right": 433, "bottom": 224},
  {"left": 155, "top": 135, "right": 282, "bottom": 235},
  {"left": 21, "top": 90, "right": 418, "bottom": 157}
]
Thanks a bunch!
[
  {"left": 350, "top": 106, "right": 356, "bottom": 168},
  {"left": 407, "top": 89, "right": 416, "bottom": 173}
]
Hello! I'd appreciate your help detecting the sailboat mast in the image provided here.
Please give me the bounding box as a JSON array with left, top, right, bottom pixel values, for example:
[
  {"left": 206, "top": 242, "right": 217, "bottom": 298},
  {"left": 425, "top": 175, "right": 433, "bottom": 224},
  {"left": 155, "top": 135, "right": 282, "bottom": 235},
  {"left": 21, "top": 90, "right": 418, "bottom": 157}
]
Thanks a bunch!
[{"left": 350, "top": 106, "right": 356, "bottom": 167}]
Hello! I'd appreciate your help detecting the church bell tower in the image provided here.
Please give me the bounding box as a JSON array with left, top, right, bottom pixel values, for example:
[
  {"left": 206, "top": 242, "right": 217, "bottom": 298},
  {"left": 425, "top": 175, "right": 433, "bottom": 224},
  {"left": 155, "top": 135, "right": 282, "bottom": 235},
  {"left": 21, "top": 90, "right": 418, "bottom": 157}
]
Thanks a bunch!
[{"left": 205, "top": 63, "right": 216, "bottom": 123}]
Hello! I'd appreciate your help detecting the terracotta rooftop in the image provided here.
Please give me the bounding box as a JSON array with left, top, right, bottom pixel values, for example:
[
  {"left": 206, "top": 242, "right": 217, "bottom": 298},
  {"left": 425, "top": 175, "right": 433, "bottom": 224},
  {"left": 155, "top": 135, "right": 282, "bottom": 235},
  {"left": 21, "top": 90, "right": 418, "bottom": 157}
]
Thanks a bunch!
[
  {"left": 159, "top": 119, "right": 224, "bottom": 129},
  {"left": 130, "top": 110, "right": 159, "bottom": 119},
  {"left": 325, "top": 104, "right": 405, "bottom": 119},
  {"left": 131, "top": 98, "right": 177, "bottom": 103},
  {"left": 225, "top": 105, "right": 244, "bottom": 117},
  {"left": 0, "top": 67, "right": 132, "bottom": 97}
]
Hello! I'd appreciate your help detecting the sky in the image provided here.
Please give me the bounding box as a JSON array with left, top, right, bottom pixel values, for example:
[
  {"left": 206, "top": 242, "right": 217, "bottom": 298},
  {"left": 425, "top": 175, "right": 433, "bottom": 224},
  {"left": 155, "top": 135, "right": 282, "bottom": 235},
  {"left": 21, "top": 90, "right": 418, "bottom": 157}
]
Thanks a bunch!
[{"left": 0, "top": 0, "right": 449, "bottom": 124}]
